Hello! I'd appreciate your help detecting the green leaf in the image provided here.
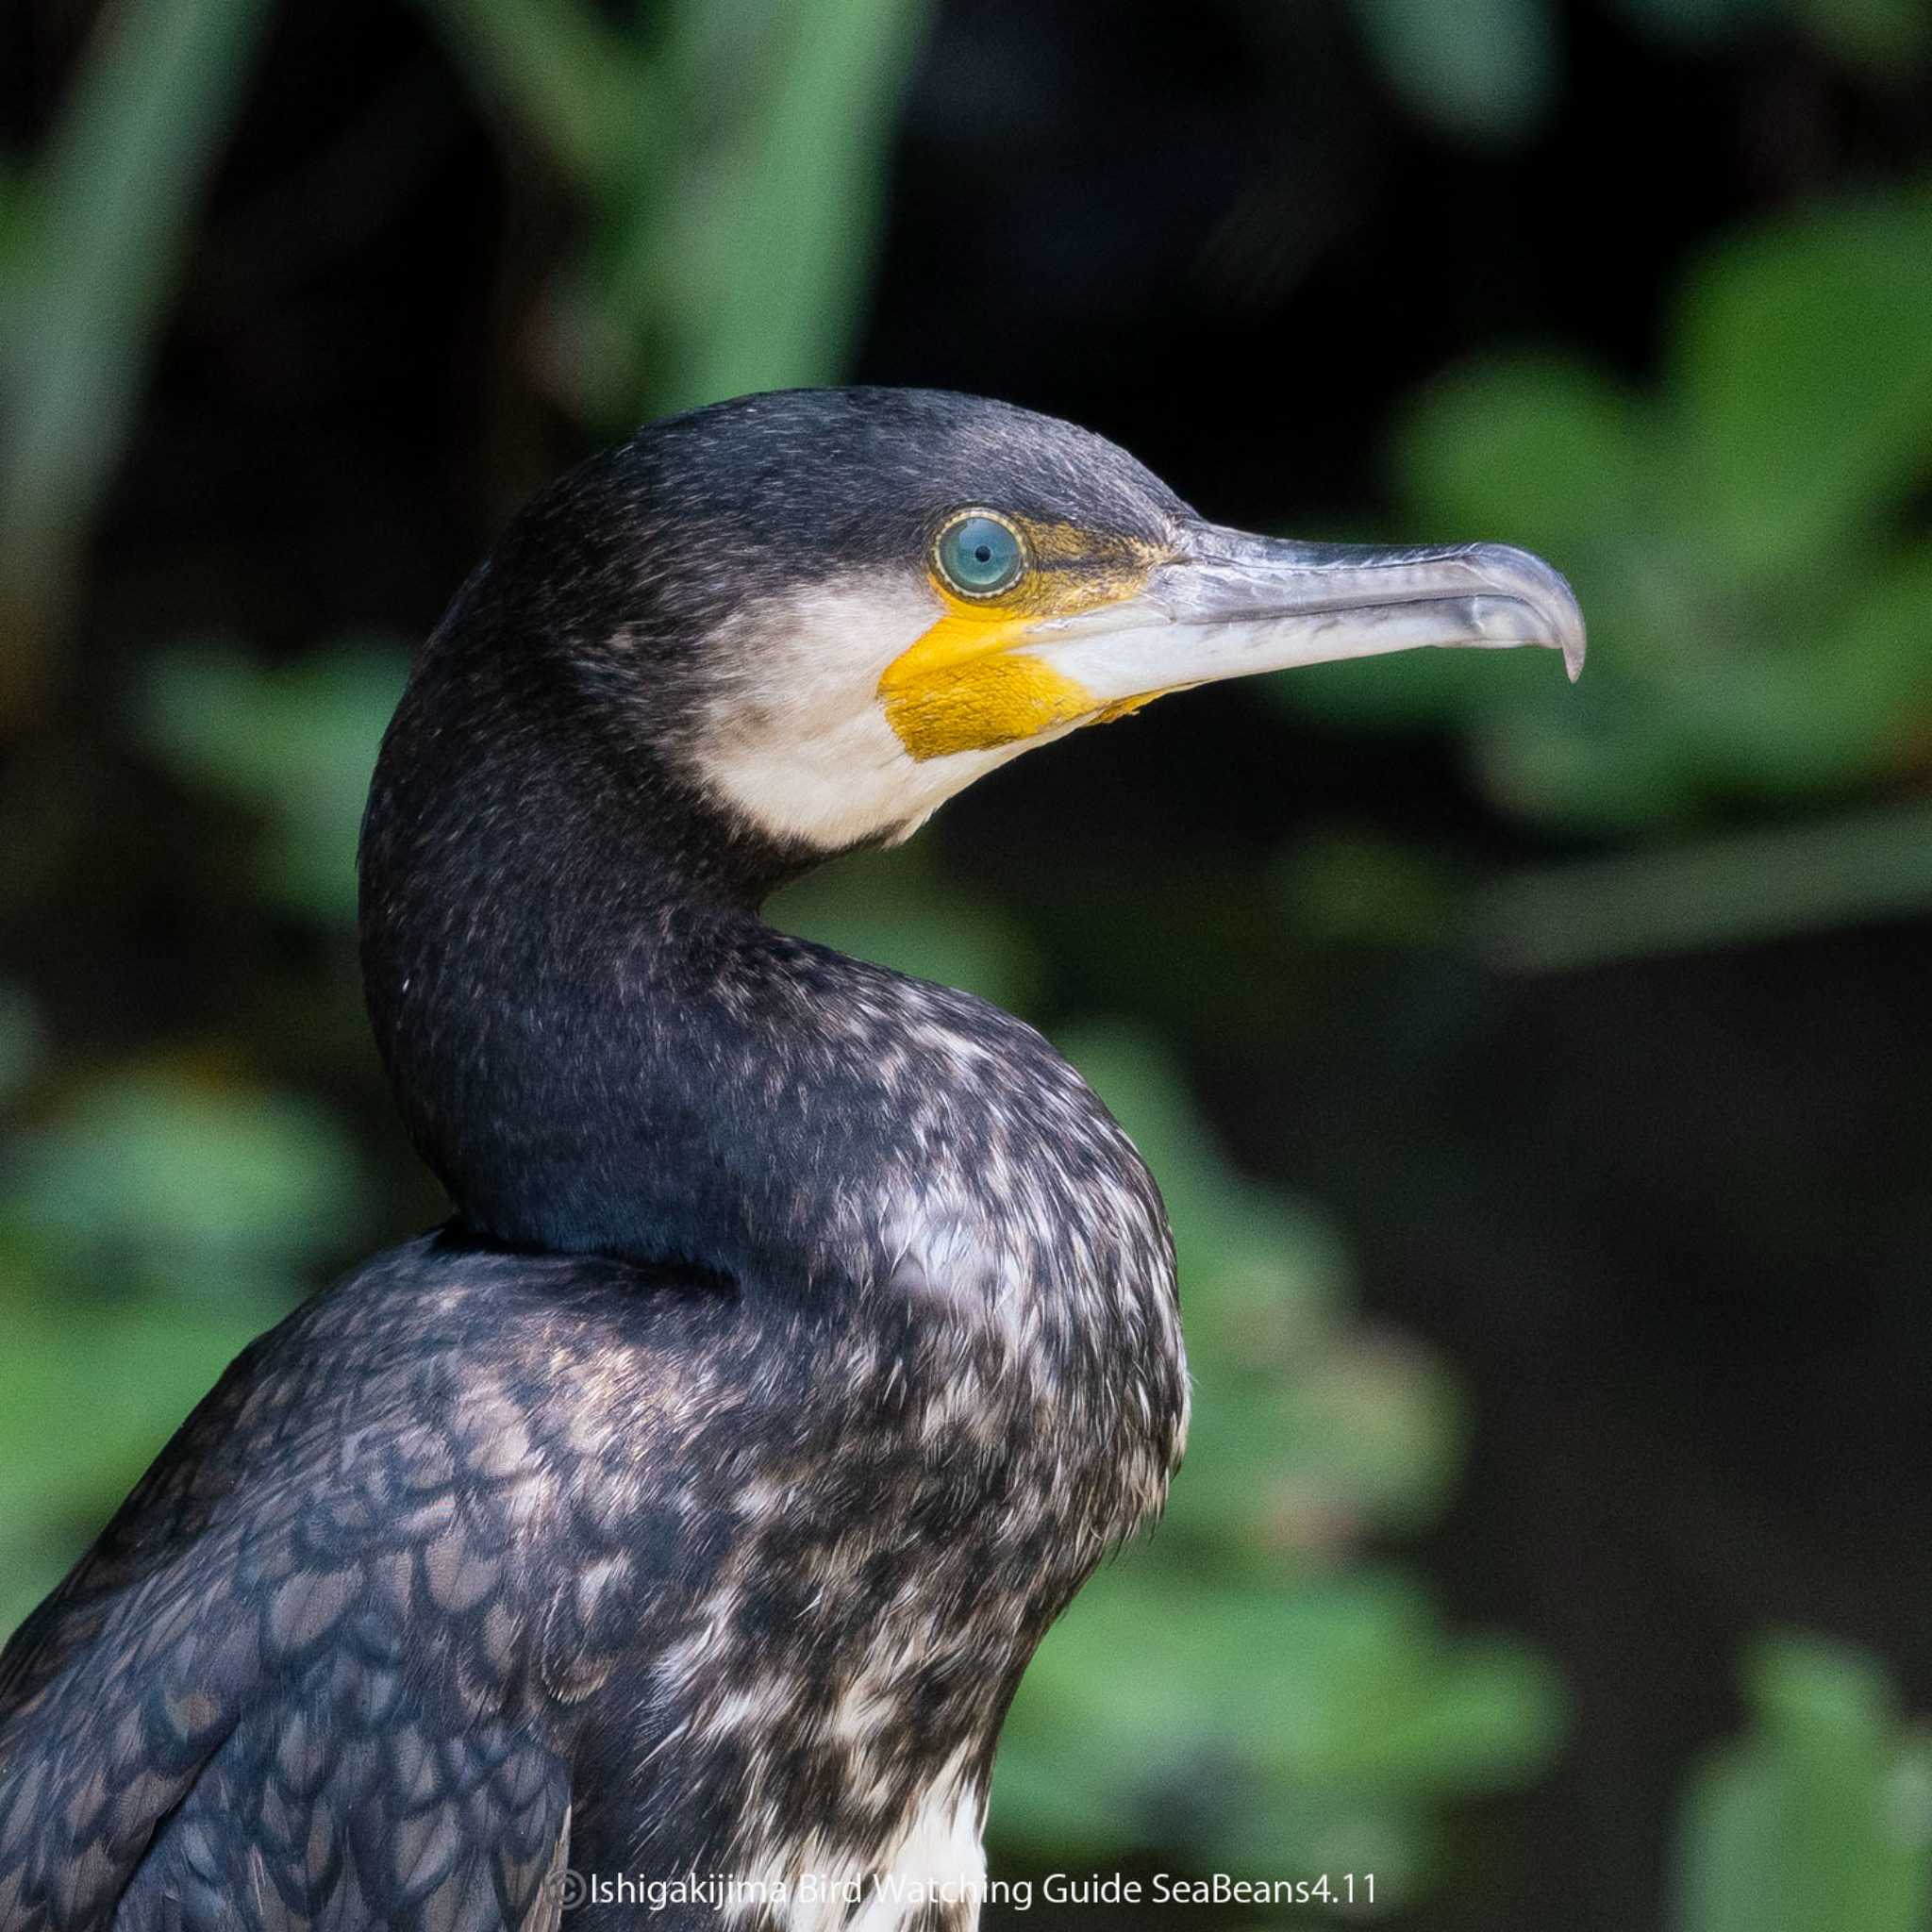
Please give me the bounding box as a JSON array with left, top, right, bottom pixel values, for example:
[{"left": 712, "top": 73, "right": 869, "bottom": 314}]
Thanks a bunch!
[
  {"left": 1339, "top": 198, "right": 1932, "bottom": 842},
  {"left": 1392, "top": 354, "right": 1653, "bottom": 563},
  {"left": 1671, "top": 1634, "right": 1932, "bottom": 1932},
  {"left": 0, "top": 1298, "right": 271, "bottom": 1537},
  {"left": 3, "top": 1072, "right": 366, "bottom": 1289},
  {"left": 131, "top": 639, "right": 410, "bottom": 920},
  {"left": 1470, "top": 799, "right": 1932, "bottom": 974},
  {"left": 1673, "top": 190, "right": 1932, "bottom": 583},
  {"left": 646, "top": 0, "right": 932, "bottom": 410},
  {"left": 996, "top": 1567, "right": 1560, "bottom": 1890},
  {"left": 0, "top": 0, "right": 273, "bottom": 657},
  {"left": 0, "top": 1290, "right": 276, "bottom": 1640}
]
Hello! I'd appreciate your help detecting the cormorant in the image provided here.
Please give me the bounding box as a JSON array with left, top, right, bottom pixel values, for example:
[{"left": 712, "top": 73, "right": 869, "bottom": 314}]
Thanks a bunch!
[{"left": 0, "top": 389, "right": 1582, "bottom": 1932}]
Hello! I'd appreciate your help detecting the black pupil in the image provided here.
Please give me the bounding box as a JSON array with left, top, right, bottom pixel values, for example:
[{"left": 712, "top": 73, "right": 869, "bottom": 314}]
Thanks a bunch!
[{"left": 973, "top": 544, "right": 992, "bottom": 563}]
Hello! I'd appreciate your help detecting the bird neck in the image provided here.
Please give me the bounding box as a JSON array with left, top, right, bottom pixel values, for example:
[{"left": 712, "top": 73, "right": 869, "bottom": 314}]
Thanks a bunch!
[{"left": 359, "top": 614, "right": 831, "bottom": 1274}]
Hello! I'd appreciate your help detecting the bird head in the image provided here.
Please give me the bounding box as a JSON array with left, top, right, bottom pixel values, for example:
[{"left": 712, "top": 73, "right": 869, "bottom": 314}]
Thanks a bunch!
[
  {"left": 365, "top": 388, "right": 1585, "bottom": 1259},
  {"left": 442, "top": 386, "right": 1583, "bottom": 870}
]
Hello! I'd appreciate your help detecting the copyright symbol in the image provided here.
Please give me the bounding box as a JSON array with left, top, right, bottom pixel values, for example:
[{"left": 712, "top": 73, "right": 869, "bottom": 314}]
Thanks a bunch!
[{"left": 552, "top": 1869, "right": 588, "bottom": 1912}]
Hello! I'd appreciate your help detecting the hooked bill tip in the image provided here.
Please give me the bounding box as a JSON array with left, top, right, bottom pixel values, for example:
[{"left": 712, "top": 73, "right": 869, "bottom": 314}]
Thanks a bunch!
[{"left": 1465, "top": 541, "right": 1586, "bottom": 684}]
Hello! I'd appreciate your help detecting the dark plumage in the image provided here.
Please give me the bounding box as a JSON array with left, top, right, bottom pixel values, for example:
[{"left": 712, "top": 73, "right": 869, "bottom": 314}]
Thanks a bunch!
[{"left": 0, "top": 389, "right": 1582, "bottom": 1932}]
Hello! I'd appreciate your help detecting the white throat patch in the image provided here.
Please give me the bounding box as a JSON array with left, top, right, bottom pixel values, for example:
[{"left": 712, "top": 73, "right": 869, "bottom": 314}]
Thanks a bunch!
[{"left": 691, "top": 582, "right": 1061, "bottom": 853}]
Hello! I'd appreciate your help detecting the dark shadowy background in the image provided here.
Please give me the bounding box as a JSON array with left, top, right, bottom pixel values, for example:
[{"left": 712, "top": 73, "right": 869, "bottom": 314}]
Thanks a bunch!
[{"left": 5, "top": 3, "right": 1932, "bottom": 1928}]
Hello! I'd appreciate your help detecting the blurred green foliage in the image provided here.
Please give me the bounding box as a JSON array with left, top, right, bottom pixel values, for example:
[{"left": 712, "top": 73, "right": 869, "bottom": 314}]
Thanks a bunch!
[
  {"left": 1279, "top": 184, "right": 1932, "bottom": 970},
  {"left": 0, "top": 1068, "right": 364, "bottom": 1630},
  {"left": 130, "top": 641, "right": 410, "bottom": 919},
  {"left": 0, "top": 0, "right": 270, "bottom": 683},
  {"left": 1671, "top": 1636, "right": 1932, "bottom": 1932},
  {"left": 421, "top": 0, "right": 930, "bottom": 422}
]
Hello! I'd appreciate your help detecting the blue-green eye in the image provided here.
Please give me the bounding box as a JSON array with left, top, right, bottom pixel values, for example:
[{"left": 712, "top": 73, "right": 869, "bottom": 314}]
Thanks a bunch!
[{"left": 934, "top": 512, "right": 1025, "bottom": 598}]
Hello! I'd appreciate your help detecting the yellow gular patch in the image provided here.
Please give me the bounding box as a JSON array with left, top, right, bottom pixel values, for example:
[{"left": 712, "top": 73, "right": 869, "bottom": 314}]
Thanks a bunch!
[
  {"left": 878, "top": 614, "right": 1097, "bottom": 759},
  {"left": 878, "top": 520, "right": 1164, "bottom": 761}
]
